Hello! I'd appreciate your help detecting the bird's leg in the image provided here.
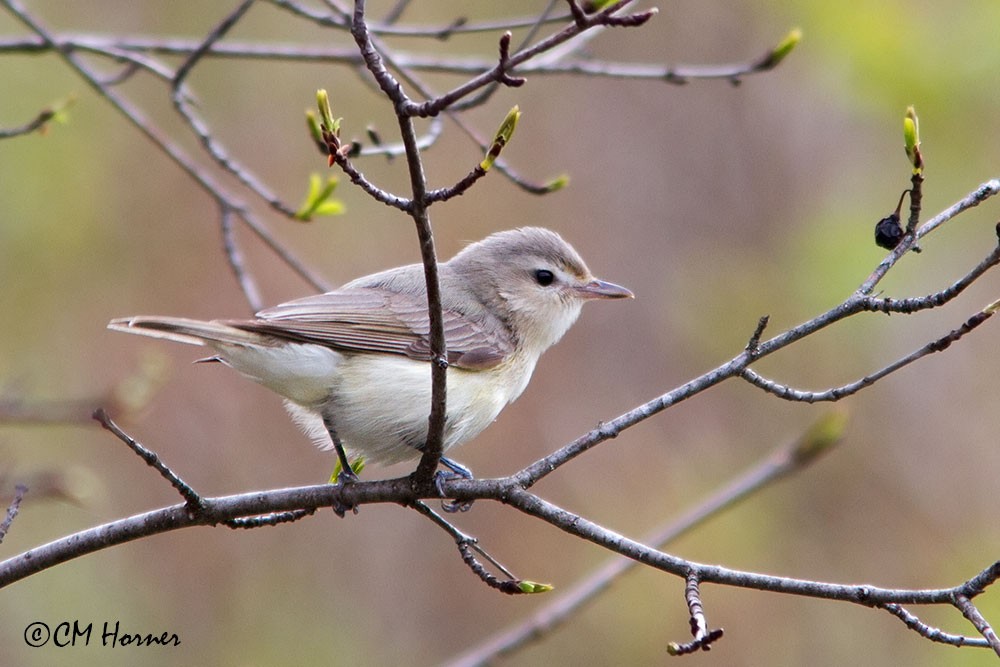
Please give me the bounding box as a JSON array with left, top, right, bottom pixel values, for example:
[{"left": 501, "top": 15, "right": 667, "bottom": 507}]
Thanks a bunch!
[
  {"left": 440, "top": 457, "right": 473, "bottom": 479},
  {"left": 323, "top": 414, "right": 358, "bottom": 485},
  {"left": 323, "top": 414, "right": 359, "bottom": 517},
  {"left": 436, "top": 456, "right": 475, "bottom": 513}
]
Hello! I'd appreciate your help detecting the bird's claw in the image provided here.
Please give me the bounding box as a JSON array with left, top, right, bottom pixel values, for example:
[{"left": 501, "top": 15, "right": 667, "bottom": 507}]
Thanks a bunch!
[
  {"left": 332, "top": 468, "right": 360, "bottom": 517},
  {"left": 435, "top": 460, "right": 474, "bottom": 513}
]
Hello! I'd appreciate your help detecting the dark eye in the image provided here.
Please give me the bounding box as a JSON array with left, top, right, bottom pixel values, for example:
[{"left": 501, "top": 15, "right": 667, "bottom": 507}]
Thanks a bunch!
[{"left": 534, "top": 269, "right": 555, "bottom": 286}]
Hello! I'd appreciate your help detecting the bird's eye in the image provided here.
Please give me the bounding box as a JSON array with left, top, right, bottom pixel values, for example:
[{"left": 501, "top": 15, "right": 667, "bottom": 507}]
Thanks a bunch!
[{"left": 534, "top": 269, "right": 555, "bottom": 287}]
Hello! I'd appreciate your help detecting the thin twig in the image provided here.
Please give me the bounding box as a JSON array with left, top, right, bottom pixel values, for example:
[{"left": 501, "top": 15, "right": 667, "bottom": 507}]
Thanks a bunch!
[
  {"left": 173, "top": 0, "right": 254, "bottom": 87},
  {"left": 0, "top": 34, "right": 807, "bottom": 84},
  {"left": 0, "top": 485, "right": 28, "bottom": 544},
  {"left": 0, "top": 106, "right": 57, "bottom": 138},
  {"left": 409, "top": 500, "right": 526, "bottom": 594},
  {"left": 953, "top": 593, "right": 1000, "bottom": 657},
  {"left": 220, "top": 205, "right": 264, "bottom": 312},
  {"left": 424, "top": 165, "right": 487, "bottom": 204},
  {"left": 450, "top": 0, "right": 557, "bottom": 112},
  {"left": 404, "top": 1, "right": 656, "bottom": 117},
  {"left": 666, "top": 572, "right": 724, "bottom": 655},
  {"left": 92, "top": 409, "right": 204, "bottom": 511},
  {"left": 741, "top": 304, "right": 997, "bottom": 402},
  {"left": 859, "top": 179, "right": 1000, "bottom": 296},
  {"left": 328, "top": 145, "right": 411, "bottom": 210},
  {"left": 861, "top": 244, "right": 1000, "bottom": 314},
  {"left": 881, "top": 603, "right": 990, "bottom": 648},
  {"left": 270, "top": 0, "right": 572, "bottom": 38},
  {"left": 744, "top": 314, "right": 770, "bottom": 354},
  {"left": 171, "top": 0, "right": 300, "bottom": 219}
]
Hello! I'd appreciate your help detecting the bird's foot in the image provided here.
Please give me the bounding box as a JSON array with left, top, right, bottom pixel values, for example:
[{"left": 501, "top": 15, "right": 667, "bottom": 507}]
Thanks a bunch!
[{"left": 436, "top": 457, "right": 474, "bottom": 513}]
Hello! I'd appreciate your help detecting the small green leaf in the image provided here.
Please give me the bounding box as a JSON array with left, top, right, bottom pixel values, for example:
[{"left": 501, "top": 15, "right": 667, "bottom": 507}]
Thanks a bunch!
[
  {"left": 295, "top": 173, "right": 343, "bottom": 221},
  {"left": 315, "top": 200, "right": 345, "bottom": 216},
  {"left": 307, "top": 172, "right": 322, "bottom": 200},
  {"left": 305, "top": 109, "right": 324, "bottom": 145},
  {"left": 481, "top": 105, "right": 521, "bottom": 171}
]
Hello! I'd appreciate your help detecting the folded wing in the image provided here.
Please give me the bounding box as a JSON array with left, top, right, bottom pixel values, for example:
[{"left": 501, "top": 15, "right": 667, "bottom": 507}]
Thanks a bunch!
[{"left": 226, "top": 287, "right": 514, "bottom": 371}]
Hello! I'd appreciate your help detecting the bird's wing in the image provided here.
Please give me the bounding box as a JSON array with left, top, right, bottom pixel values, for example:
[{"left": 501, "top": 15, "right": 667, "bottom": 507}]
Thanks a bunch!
[{"left": 223, "top": 288, "right": 514, "bottom": 370}]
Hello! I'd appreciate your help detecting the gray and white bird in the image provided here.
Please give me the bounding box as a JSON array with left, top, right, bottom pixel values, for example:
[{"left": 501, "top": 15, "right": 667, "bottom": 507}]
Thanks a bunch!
[{"left": 109, "top": 227, "right": 632, "bottom": 476}]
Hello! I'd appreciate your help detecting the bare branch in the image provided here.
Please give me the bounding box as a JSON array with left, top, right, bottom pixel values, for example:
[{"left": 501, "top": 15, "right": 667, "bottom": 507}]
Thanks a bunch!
[
  {"left": 170, "top": 0, "right": 300, "bottom": 219},
  {"left": 220, "top": 206, "right": 264, "bottom": 312},
  {"left": 0, "top": 34, "right": 807, "bottom": 84},
  {"left": 404, "top": 1, "right": 656, "bottom": 117},
  {"left": 409, "top": 500, "right": 531, "bottom": 595},
  {"left": 881, "top": 603, "right": 991, "bottom": 649},
  {"left": 741, "top": 303, "right": 998, "bottom": 402},
  {"left": 92, "top": 409, "right": 204, "bottom": 511},
  {"left": 0, "top": 103, "right": 63, "bottom": 139},
  {"left": 666, "top": 573, "right": 724, "bottom": 655}
]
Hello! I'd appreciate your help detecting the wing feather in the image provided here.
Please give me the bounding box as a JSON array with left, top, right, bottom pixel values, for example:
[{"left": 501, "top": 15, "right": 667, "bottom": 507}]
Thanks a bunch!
[{"left": 223, "top": 287, "right": 513, "bottom": 370}]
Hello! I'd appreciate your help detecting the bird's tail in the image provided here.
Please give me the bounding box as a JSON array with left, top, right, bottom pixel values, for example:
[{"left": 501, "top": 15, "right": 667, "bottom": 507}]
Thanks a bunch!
[{"left": 108, "top": 316, "right": 268, "bottom": 347}]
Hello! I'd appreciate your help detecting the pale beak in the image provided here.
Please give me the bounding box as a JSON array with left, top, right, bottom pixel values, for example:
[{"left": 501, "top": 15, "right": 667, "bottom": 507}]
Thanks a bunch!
[{"left": 575, "top": 278, "right": 634, "bottom": 300}]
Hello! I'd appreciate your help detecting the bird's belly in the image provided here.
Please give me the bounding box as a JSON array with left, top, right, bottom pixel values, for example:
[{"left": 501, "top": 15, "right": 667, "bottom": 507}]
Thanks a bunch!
[{"left": 324, "top": 354, "right": 517, "bottom": 465}]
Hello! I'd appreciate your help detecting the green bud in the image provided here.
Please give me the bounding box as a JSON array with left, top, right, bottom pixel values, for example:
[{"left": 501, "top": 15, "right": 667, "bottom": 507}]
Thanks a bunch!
[
  {"left": 316, "top": 89, "right": 336, "bottom": 131},
  {"left": 517, "top": 580, "right": 554, "bottom": 594},
  {"left": 903, "top": 105, "right": 922, "bottom": 173},
  {"left": 481, "top": 105, "right": 521, "bottom": 171},
  {"left": 544, "top": 174, "right": 570, "bottom": 192},
  {"left": 306, "top": 110, "right": 324, "bottom": 145},
  {"left": 49, "top": 94, "right": 77, "bottom": 126},
  {"left": 792, "top": 410, "right": 848, "bottom": 464},
  {"left": 769, "top": 28, "right": 802, "bottom": 66}
]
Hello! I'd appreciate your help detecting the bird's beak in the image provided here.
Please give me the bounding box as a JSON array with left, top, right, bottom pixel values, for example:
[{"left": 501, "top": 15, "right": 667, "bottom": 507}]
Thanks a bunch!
[{"left": 575, "top": 278, "right": 634, "bottom": 300}]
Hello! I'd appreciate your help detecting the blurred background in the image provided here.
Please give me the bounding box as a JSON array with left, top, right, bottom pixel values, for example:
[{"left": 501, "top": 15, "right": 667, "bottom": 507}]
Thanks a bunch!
[{"left": 2, "top": 1, "right": 999, "bottom": 665}]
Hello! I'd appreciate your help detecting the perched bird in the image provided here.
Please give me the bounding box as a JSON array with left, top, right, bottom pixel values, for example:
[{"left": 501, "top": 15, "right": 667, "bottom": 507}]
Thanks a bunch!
[{"left": 109, "top": 227, "right": 632, "bottom": 479}]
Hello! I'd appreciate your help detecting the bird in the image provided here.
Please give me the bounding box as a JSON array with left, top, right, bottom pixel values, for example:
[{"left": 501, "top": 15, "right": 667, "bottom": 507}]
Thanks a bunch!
[{"left": 109, "top": 227, "right": 632, "bottom": 482}]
